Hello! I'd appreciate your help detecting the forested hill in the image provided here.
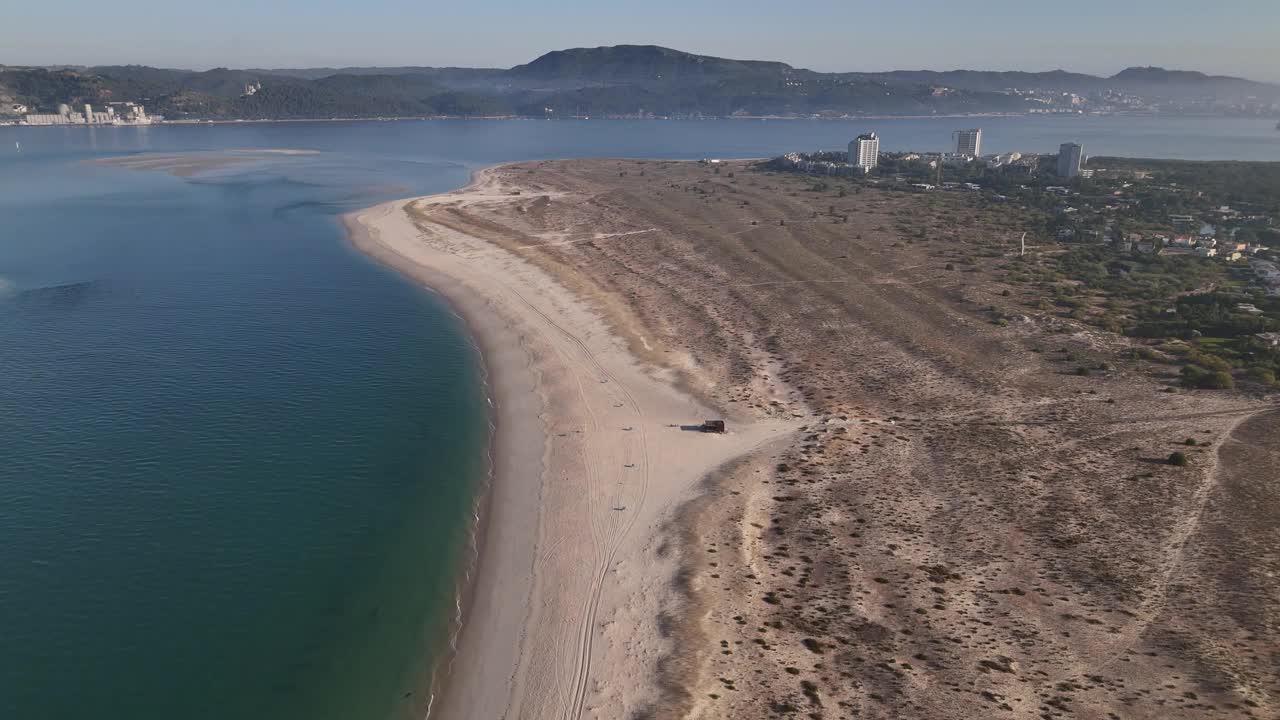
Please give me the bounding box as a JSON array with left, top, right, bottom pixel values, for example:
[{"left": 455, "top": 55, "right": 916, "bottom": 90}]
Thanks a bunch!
[
  {"left": 3, "top": 45, "right": 1278, "bottom": 121},
  {"left": 507, "top": 45, "right": 794, "bottom": 85}
]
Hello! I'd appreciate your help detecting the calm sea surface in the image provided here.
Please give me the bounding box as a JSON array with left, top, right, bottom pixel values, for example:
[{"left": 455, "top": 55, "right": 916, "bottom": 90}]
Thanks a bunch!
[{"left": 1, "top": 116, "right": 1277, "bottom": 720}]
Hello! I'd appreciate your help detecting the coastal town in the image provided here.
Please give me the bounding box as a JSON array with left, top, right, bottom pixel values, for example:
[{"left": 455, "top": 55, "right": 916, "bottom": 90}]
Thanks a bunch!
[
  {"left": 17, "top": 101, "right": 152, "bottom": 125},
  {"left": 776, "top": 127, "right": 1278, "bottom": 283},
  {"left": 771, "top": 128, "right": 1280, "bottom": 390}
]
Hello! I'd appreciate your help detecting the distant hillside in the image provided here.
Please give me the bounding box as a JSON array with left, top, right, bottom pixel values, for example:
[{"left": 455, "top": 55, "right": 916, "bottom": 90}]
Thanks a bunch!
[
  {"left": 509, "top": 45, "right": 795, "bottom": 85},
  {"left": 249, "top": 66, "right": 506, "bottom": 90},
  {"left": 864, "top": 66, "right": 1279, "bottom": 101},
  {"left": 863, "top": 69, "right": 1105, "bottom": 93},
  {"left": 1106, "top": 67, "right": 1276, "bottom": 99},
  {"left": 4, "top": 46, "right": 1278, "bottom": 121},
  {"left": 0, "top": 68, "right": 104, "bottom": 109}
]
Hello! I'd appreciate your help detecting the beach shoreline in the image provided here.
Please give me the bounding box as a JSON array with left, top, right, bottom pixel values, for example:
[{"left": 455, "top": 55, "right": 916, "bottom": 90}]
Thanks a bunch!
[
  {"left": 343, "top": 167, "right": 797, "bottom": 719},
  {"left": 342, "top": 171, "right": 545, "bottom": 718}
]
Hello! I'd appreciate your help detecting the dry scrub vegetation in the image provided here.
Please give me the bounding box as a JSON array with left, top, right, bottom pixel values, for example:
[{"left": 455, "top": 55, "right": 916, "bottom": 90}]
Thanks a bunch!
[{"left": 415, "top": 159, "right": 1278, "bottom": 719}]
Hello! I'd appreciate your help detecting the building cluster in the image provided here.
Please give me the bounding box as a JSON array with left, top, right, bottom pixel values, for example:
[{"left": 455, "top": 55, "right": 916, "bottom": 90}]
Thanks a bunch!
[
  {"left": 23, "top": 102, "right": 151, "bottom": 126},
  {"left": 839, "top": 127, "right": 1064, "bottom": 175},
  {"left": 842, "top": 128, "right": 1089, "bottom": 177},
  {"left": 777, "top": 130, "right": 1280, "bottom": 318},
  {"left": 843, "top": 128, "right": 982, "bottom": 173},
  {"left": 774, "top": 152, "right": 856, "bottom": 175},
  {"left": 1002, "top": 86, "right": 1280, "bottom": 116},
  {"left": 778, "top": 127, "right": 1067, "bottom": 177},
  {"left": 1118, "top": 230, "right": 1262, "bottom": 262}
]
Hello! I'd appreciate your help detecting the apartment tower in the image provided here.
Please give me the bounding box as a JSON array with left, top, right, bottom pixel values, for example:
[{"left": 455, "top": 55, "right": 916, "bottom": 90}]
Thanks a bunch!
[
  {"left": 1057, "top": 142, "right": 1084, "bottom": 178},
  {"left": 848, "top": 132, "right": 880, "bottom": 172},
  {"left": 955, "top": 128, "right": 982, "bottom": 156}
]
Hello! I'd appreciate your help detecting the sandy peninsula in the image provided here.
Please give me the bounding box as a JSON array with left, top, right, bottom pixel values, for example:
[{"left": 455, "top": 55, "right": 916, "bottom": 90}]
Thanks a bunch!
[
  {"left": 344, "top": 169, "right": 798, "bottom": 719},
  {"left": 350, "top": 159, "right": 1278, "bottom": 720}
]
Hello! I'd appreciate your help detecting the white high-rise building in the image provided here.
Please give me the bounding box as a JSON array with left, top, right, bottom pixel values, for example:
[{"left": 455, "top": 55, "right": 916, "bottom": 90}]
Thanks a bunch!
[
  {"left": 955, "top": 128, "right": 982, "bottom": 156},
  {"left": 1057, "top": 142, "right": 1084, "bottom": 178},
  {"left": 848, "top": 132, "right": 880, "bottom": 172}
]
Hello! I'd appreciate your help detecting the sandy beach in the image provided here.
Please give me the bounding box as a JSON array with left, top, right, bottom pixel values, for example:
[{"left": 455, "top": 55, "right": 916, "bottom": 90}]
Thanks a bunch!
[
  {"left": 344, "top": 170, "right": 798, "bottom": 719},
  {"left": 347, "top": 158, "right": 1278, "bottom": 719}
]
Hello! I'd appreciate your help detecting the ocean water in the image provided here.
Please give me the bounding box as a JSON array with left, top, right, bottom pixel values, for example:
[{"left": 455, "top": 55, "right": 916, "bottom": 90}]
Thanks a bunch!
[{"left": 1, "top": 116, "right": 1277, "bottom": 720}]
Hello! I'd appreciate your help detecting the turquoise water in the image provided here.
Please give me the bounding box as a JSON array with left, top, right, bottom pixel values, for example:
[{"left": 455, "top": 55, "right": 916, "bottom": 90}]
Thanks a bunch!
[
  {"left": 1, "top": 116, "right": 1278, "bottom": 720},
  {"left": 1, "top": 139, "right": 487, "bottom": 720}
]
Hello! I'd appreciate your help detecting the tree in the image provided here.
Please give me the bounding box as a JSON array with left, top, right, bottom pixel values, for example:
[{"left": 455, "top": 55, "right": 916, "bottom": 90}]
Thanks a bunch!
[{"left": 1168, "top": 451, "right": 1189, "bottom": 467}]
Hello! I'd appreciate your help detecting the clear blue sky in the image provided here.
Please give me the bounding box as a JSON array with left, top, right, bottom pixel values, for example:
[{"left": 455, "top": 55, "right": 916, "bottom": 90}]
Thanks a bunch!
[{"left": 6, "top": 0, "right": 1279, "bottom": 81}]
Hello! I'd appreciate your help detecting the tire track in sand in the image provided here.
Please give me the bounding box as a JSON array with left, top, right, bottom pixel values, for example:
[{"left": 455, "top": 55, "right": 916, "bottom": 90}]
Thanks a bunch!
[{"left": 501, "top": 283, "right": 652, "bottom": 720}]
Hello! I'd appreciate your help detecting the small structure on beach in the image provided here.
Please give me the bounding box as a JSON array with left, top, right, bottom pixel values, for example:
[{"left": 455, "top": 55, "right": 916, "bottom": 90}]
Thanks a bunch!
[{"left": 701, "top": 420, "right": 726, "bottom": 433}]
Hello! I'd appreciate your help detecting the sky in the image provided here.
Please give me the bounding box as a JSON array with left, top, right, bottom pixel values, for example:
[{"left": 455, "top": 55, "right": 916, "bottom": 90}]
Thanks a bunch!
[{"left": 5, "top": 0, "right": 1280, "bottom": 81}]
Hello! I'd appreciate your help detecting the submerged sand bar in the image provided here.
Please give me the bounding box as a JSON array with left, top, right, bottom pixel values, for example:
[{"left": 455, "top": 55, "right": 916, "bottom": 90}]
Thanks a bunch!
[
  {"left": 90, "top": 149, "right": 320, "bottom": 176},
  {"left": 344, "top": 169, "right": 798, "bottom": 719}
]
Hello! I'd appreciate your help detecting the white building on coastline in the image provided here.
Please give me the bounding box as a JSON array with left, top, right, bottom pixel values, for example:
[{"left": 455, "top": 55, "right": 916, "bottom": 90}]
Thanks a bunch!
[
  {"left": 954, "top": 128, "right": 982, "bottom": 157},
  {"left": 848, "top": 132, "right": 880, "bottom": 172},
  {"left": 23, "top": 112, "right": 84, "bottom": 125},
  {"left": 24, "top": 102, "right": 150, "bottom": 126}
]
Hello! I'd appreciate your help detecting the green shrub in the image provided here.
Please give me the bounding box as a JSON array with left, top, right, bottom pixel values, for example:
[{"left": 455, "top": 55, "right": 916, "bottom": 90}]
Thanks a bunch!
[
  {"left": 1130, "top": 347, "right": 1161, "bottom": 362},
  {"left": 1186, "top": 351, "right": 1232, "bottom": 372},
  {"left": 1247, "top": 366, "right": 1277, "bottom": 386},
  {"left": 1168, "top": 451, "right": 1189, "bottom": 467},
  {"left": 1205, "top": 370, "right": 1234, "bottom": 390},
  {"left": 1181, "top": 365, "right": 1234, "bottom": 390}
]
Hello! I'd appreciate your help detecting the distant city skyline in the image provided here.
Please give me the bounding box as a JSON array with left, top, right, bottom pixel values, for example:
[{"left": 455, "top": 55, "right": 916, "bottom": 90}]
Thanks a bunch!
[{"left": 4, "top": 1, "right": 1279, "bottom": 83}]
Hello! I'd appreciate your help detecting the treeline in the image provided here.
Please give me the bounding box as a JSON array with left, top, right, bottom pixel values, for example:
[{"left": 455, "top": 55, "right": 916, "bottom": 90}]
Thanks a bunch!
[
  {"left": 189, "top": 80, "right": 509, "bottom": 119},
  {"left": 1, "top": 54, "right": 1035, "bottom": 120},
  {"left": 0, "top": 68, "right": 103, "bottom": 108},
  {"left": 1130, "top": 292, "right": 1279, "bottom": 339},
  {"left": 1092, "top": 157, "right": 1280, "bottom": 213}
]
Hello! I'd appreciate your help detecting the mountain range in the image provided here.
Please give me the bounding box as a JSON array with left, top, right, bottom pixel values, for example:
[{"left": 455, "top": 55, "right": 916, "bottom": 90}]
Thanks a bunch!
[{"left": 3, "top": 45, "right": 1279, "bottom": 121}]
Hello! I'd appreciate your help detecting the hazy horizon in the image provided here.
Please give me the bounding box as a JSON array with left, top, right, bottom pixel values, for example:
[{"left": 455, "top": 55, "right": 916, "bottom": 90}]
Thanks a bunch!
[{"left": 5, "top": 0, "right": 1279, "bottom": 83}]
